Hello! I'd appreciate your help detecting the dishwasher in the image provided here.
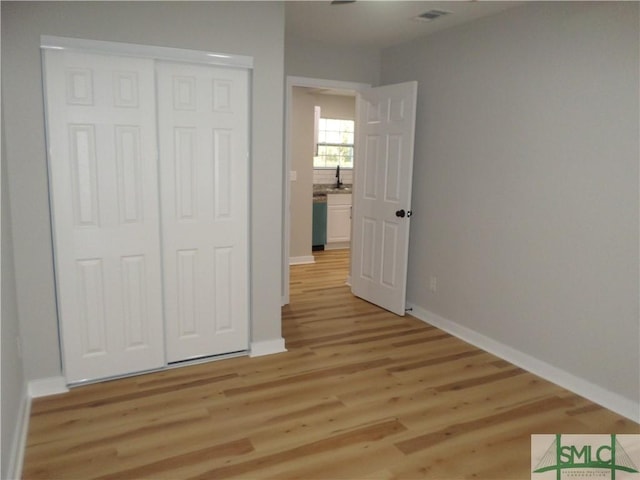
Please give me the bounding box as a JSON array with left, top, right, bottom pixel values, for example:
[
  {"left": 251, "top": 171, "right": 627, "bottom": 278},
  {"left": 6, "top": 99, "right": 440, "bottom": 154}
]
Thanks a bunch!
[{"left": 312, "top": 194, "right": 327, "bottom": 250}]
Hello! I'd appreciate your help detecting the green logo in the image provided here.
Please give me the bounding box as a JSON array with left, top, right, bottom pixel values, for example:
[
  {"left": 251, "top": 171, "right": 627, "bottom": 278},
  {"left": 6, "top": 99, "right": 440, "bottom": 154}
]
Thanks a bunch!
[{"left": 533, "top": 434, "right": 639, "bottom": 480}]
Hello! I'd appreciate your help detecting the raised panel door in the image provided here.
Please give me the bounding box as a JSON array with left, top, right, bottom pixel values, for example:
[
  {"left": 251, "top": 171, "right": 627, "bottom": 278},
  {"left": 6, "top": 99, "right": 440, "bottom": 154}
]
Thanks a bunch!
[
  {"left": 44, "top": 50, "right": 165, "bottom": 383},
  {"left": 351, "top": 82, "right": 417, "bottom": 316},
  {"left": 156, "top": 61, "right": 249, "bottom": 363}
]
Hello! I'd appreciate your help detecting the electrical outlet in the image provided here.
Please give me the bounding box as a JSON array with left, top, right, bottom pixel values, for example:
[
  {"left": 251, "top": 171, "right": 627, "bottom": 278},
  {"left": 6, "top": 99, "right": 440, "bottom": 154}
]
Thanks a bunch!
[
  {"left": 16, "top": 336, "right": 22, "bottom": 359},
  {"left": 429, "top": 276, "right": 438, "bottom": 293}
]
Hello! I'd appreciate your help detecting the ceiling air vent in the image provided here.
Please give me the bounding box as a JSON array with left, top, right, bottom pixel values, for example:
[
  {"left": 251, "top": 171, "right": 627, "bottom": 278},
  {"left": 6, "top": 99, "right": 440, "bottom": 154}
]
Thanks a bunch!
[{"left": 415, "top": 9, "right": 451, "bottom": 22}]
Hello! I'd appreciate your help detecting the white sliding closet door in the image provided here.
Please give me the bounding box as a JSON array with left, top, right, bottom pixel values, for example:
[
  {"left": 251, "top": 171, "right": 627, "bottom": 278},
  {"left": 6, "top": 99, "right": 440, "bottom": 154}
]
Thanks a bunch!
[
  {"left": 156, "top": 62, "right": 249, "bottom": 363},
  {"left": 44, "top": 50, "right": 165, "bottom": 383}
]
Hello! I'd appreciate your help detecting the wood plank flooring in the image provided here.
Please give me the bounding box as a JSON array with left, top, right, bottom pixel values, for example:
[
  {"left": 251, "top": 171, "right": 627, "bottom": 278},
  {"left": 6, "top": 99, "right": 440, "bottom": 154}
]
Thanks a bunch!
[{"left": 22, "top": 249, "right": 639, "bottom": 479}]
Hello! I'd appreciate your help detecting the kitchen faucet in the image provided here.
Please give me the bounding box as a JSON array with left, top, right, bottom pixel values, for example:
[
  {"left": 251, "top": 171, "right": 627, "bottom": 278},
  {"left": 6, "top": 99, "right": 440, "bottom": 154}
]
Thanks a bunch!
[{"left": 335, "top": 165, "right": 342, "bottom": 188}]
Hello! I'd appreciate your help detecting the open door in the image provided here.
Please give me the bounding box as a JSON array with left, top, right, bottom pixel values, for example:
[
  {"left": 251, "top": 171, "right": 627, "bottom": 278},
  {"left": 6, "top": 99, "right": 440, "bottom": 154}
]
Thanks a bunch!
[{"left": 351, "top": 81, "right": 417, "bottom": 316}]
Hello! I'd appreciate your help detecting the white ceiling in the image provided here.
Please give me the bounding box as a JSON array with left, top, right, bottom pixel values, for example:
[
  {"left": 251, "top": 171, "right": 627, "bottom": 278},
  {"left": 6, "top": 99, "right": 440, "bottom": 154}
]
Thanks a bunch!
[{"left": 285, "top": 1, "right": 524, "bottom": 49}]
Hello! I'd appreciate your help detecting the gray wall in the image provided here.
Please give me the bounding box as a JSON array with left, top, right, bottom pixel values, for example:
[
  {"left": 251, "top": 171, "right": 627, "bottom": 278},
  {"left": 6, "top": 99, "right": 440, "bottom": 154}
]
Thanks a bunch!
[
  {"left": 312, "top": 93, "right": 356, "bottom": 122},
  {"left": 290, "top": 88, "right": 316, "bottom": 259},
  {"left": 1, "top": 1, "right": 284, "bottom": 382},
  {"left": 2, "top": 108, "right": 26, "bottom": 480},
  {"left": 381, "top": 2, "right": 639, "bottom": 404},
  {"left": 285, "top": 33, "right": 380, "bottom": 85}
]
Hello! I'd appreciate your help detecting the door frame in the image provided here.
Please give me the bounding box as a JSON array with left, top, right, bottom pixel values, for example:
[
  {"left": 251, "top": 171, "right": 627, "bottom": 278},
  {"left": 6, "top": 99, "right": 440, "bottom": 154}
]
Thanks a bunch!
[
  {"left": 282, "top": 76, "right": 370, "bottom": 306},
  {"left": 41, "top": 35, "right": 253, "bottom": 68}
]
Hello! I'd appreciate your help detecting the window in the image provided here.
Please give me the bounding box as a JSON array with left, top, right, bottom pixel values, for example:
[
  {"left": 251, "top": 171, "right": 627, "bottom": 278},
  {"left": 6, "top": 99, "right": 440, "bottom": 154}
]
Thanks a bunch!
[{"left": 314, "top": 118, "right": 354, "bottom": 169}]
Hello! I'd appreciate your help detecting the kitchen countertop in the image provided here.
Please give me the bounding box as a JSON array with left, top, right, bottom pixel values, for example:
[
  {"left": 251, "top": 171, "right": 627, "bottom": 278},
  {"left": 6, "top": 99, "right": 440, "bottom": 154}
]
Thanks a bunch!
[{"left": 313, "top": 184, "right": 352, "bottom": 201}]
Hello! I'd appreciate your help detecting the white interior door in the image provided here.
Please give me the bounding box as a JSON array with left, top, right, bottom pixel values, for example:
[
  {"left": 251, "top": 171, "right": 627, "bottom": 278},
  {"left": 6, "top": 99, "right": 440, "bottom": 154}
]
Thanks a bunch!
[
  {"left": 351, "top": 81, "right": 417, "bottom": 316},
  {"left": 44, "top": 50, "right": 165, "bottom": 383},
  {"left": 156, "top": 61, "right": 249, "bottom": 363}
]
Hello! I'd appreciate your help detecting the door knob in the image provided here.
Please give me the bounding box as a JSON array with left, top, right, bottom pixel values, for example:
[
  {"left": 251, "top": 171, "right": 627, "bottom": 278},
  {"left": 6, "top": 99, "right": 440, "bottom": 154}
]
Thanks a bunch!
[{"left": 395, "top": 209, "right": 406, "bottom": 218}]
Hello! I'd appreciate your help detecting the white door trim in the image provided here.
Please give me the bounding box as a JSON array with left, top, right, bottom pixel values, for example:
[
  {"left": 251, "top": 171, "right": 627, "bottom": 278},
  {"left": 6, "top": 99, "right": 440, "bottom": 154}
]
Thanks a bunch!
[
  {"left": 41, "top": 35, "right": 253, "bottom": 69},
  {"left": 283, "top": 76, "right": 370, "bottom": 306}
]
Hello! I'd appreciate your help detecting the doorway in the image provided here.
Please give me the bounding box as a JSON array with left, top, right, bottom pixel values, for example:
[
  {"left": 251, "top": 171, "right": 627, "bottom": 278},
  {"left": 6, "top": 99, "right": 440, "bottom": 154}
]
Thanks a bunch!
[{"left": 283, "top": 77, "right": 370, "bottom": 306}]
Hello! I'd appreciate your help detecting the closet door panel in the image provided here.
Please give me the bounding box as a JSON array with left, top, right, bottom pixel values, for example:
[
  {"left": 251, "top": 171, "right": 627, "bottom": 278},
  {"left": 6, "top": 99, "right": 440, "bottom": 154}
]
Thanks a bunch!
[
  {"left": 44, "top": 50, "right": 165, "bottom": 383},
  {"left": 157, "top": 62, "right": 249, "bottom": 363}
]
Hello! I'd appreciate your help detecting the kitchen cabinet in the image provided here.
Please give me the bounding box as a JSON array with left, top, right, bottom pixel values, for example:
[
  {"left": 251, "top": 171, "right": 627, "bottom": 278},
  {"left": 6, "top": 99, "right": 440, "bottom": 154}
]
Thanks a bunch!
[{"left": 327, "top": 193, "right": 352, "bottom": 247}]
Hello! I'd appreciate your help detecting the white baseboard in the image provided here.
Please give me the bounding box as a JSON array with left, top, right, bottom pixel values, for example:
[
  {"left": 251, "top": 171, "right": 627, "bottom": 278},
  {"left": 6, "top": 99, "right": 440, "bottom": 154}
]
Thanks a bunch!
[
  {"left": 6, "top": 377, "right": 68, "bottom": 479},
  {"left": 324, "top": 242, "right": 350, "bottom": 250},
  {"left": 28, "top": 376, "right": 68, "bottom": 398},
  {"left": 289, "top": 256, "right": 315, "bottom": 265},
  {"left": 407, "top": 303, "right": 640, "bottom": 423},
  {"left": 250, "top": 338, "right": 287, "bottom": 357},
  {"left": 6, "top": 386, "right": 31, "bottom": 480}
]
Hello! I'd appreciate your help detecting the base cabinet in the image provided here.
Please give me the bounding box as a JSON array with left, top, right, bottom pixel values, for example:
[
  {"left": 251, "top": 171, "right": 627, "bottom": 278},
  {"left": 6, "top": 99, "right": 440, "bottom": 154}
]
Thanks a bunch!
[{"left": 327, "top": 194, "right": 352, "bottom": 245}]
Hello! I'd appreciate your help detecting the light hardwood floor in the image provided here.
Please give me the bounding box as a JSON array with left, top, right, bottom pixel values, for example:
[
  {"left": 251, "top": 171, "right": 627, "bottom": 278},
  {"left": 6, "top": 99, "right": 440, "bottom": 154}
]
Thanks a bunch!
[{"left": 22, "top": 249, "right": 639, "bottom": 479}]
